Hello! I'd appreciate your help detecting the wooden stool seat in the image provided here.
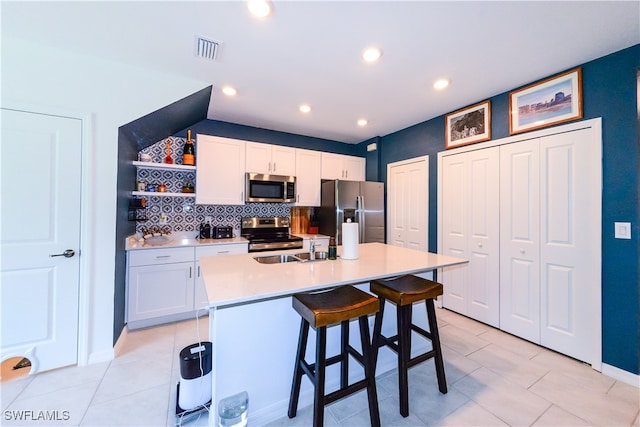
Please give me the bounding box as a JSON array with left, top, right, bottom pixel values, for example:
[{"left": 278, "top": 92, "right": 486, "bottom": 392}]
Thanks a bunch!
[
  {"left": 289, "top": 286, "right": 381, "bottom": 427},
  {"left": 293, "top": 285, "right": 379, "bottom": 328},
  {"left": 370, "top": 275, "right": 447, "bottom": 418},
  {"left": 370, "top": 274, "right": 443, "bottom": 305}
]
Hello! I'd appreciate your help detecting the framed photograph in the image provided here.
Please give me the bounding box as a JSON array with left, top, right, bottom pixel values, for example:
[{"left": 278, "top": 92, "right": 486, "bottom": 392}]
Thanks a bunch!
[
  {"left": 445, "top": 100, "right": 491, "bottom": 149},
  {"left": 509, "top": 67, "right": 582, "bottom": 135}
]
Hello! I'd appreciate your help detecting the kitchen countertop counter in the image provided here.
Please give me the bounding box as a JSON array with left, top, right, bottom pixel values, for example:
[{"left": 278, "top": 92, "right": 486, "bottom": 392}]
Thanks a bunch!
[
  {"left": 125, "top": 234, "right": 249, "bottom": 250},
  {"left": 200, "top": 242, "right": 468, "bottom": 308},
  {"left": 124, "top": 232, "right": 329, "bottom": 250}
]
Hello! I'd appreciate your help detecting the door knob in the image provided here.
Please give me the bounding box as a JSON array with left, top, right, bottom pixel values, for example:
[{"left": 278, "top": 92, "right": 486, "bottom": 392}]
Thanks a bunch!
[{"left": 50, "top": 249, "right": 75, "bottom": 258}]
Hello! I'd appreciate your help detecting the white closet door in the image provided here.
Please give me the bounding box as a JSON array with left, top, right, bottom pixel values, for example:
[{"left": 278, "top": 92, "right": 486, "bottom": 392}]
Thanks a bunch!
[
  {"left": 466, "top": 148, "right": 500, "bottom": 326},
  {"left": 500, "top": 140, "right": 541, "bottom": 343},
  {"left": 387, "top": 157, "right": 428, "bottom": 251},
  {"left": 440, "top": 154, "right": 469, "bottom": 315},
  {"left": 539, "top": 129, "right": 598, "bottom": 362}
]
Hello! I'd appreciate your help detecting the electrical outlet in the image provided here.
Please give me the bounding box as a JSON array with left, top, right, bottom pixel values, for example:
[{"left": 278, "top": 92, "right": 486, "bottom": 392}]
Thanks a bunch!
[
  {"left": 159, "top": 213, "right": 168, "bottom": 225},
  {"left": 205, "top": 216, "right": 212, "bottom": 224}
]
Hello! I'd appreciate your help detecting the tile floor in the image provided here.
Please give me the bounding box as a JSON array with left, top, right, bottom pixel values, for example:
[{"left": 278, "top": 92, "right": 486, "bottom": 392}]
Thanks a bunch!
[{"left": 1, "top": 308, "right": 639, "bottom": 426}]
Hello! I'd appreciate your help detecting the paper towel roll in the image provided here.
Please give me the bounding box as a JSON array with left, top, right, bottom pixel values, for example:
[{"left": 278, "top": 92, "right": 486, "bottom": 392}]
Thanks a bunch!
[{"left": 341, "top": 222, "right": 359, "bottom": 260}]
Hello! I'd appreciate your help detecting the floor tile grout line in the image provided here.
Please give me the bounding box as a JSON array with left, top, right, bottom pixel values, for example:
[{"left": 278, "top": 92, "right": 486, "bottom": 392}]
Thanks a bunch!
[{"left": 77, "top": 360, "right": 112, "bottom": 427}]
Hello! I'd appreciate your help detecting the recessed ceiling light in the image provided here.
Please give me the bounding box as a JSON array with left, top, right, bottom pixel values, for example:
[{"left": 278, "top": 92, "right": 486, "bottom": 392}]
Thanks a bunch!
[
  {"left": 433, "top": 79, "right": 450, "bottom": 90},
  {"left": 299, "top": 104, "right": 311, "bottom": 113},
  {"left": 222, "top": 86, "right": 237, "bottom": 96},
  {"left": 247, "top": 0, "right": 272, "bottom": 18},
  {"left": 357, "top": 119, "right": 368, "bottom": 127},
  {"left": 362, "top": 47, "right": 383, "bottom": 63}
]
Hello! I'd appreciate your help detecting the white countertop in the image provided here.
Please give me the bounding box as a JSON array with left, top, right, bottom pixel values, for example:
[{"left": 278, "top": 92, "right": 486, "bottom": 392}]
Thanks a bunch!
[
  {"left": 125, "top": 235, "right": 248, "bottom": 250},
  {"left": 124, "top": 233, "right": 328, "bottom": 250},
  {"left": 200, "top": 242, "right": 468, "bottom": 308}
]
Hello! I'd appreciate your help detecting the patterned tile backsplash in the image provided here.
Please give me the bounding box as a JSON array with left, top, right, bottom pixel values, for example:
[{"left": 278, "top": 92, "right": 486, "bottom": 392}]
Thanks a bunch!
[{"left": 135, "top": 136, "right": 291, "bottom": 235}]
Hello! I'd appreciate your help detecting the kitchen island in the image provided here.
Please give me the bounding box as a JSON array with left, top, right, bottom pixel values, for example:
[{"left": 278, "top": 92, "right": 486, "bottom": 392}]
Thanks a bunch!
[{"left": 199, "top": 242, "right": 467, "bottom": 425}]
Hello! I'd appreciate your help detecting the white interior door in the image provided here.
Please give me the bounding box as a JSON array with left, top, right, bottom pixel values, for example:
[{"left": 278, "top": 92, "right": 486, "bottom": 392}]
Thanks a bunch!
[
  {"left": 386, "top": 156, "right": 428, "bottom": 251},
  {"left": 440, "top": 149, "right": 499, "bottom": 325},
  {"left": 539, "top": 129, "right": 599, "bottom": 362},
  {"left": 466, "top": 148, "right": 500, "bottom": 326},
  {"left": 500, "top": 139, "right": 541, "bottom": 343},
  {"left": 1, "top": 108, "right": 82, "bottom": 373},
  {"left": 440, "top": 153, "right": 469, "bottom": 314}
]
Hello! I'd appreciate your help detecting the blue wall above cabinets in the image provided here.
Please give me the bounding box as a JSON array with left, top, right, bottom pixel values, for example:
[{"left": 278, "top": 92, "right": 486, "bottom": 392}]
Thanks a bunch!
[
  {"left": 366, "top": 44, "right": 639, "bottom": 375},
  {"left": 180, "top": 119, "right": 361, "bottom": 157}
]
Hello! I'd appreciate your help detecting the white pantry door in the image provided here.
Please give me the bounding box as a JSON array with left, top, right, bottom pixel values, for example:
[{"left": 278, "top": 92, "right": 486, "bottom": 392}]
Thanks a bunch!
[
  {"left": 386, "top": 156, "right": 428, "bottom": 251},
  {"left": 1, "top": 108, "right": 82, "bottom": 373}
]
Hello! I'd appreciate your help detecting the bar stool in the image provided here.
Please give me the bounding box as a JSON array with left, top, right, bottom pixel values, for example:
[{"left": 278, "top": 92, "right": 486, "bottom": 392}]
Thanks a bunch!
[
  {"left": 370, "top": 275, "right": 447, "bottom": 417},
  {"left": 288, "top": 286, "right": 381, "bottom": 427}
]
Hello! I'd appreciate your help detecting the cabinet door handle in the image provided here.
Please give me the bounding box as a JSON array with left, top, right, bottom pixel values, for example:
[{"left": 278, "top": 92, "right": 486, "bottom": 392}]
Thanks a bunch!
[
  {"left": 155, "top": 255, "right": 171, "bottom": 259},
  {"left": 189, "top": 266, "right": 192, "bottom": 278},
  {"left": 197, "top": 266, "right": 201, "bottom": 277},
  {"left": 217, "top": 250, "right": 230, "bottom": 254},
  {"left": 273, "top": 162, "right": 276, "bottom": 172},
  {"left": 345, "top": 170, "right": 348, "bottom": 179}
]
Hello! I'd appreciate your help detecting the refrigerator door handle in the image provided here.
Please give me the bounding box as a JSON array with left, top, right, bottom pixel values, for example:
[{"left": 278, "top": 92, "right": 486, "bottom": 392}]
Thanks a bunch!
[{"left": 357, "top": 195, "right": 365, "bottom": 243}]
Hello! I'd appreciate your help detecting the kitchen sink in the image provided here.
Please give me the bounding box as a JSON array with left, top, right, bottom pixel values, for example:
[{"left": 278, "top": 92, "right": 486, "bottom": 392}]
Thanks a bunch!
[
  {"left": 293, "top": 251, "right": 330, "bottom": 261},
  {"left": 253, "top": 254, "right": 300, "bottom": 264},
  {"left": 253, "top": 251, "right": 331, "bottom": 264}
]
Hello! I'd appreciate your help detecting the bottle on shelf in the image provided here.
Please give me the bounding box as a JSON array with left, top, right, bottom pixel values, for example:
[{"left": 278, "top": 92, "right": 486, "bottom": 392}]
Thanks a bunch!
[
  {"left": 164, "top": 139, "right": 174, "bottom": 164},
  {"left": 182, "top": 130, "right": 195, "bottom": 166}
]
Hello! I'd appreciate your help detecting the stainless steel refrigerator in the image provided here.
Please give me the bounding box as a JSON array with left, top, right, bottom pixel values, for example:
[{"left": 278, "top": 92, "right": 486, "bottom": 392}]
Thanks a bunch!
[{"left": 318, "top": 180, "right": 385, "bottom": 245}]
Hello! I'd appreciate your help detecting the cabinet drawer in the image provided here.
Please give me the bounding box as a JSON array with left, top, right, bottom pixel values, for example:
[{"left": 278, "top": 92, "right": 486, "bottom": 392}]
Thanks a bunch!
[
  {"left": 128, "top": 247, "right": 194, "bottom": 266},
  {"left": 196, "top": 243, "right": 248, "bottom": 258}
]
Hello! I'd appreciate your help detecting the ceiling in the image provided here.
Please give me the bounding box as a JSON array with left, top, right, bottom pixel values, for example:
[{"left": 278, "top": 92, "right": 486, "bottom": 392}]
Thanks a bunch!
[{"left": 2, "top": 1, "right": 639, "bottom": 144}]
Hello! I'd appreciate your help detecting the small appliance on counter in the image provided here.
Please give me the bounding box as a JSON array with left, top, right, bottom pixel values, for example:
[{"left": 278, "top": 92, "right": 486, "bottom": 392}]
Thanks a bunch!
[
  {"left": 199, "top": 223, "right": 234, "bottom": 239},
  {"left": 213, "top": 226, "right": 233, "bottom": 239}
]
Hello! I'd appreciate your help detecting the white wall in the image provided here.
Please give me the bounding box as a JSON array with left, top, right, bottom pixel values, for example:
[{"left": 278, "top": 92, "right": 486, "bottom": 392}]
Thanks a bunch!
[{"left": 1, "top": 36, "right": 206, "bottom": 363}]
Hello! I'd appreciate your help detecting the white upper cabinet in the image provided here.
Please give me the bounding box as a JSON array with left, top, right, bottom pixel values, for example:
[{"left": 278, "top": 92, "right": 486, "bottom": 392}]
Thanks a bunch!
[
  {"left": 295, "top": 148, "right": 322, "bottom": 206},
  {"left": 196, "top": 135, "right": 246, "bottom": 205},
  {"left": 321, "top": 152, "right": 365, "bottom": 181},
  {"left": 246, "top": 142, "right": 296, "bottom": 176}
]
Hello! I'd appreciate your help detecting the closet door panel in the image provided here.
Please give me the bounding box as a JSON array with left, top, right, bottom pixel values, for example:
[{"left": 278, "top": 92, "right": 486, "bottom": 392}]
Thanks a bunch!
[
  {"left": 441, "top": 154, "right": 468, "bottom": 314},
  {"left": 540, "top": 130, "right": 596, "bottom": 362},
  {"left": 500, "top": 140, "right": 540, "bottom": 342},
  {"left": 466, "top": 148, "right": 500, "bottom": 326}
]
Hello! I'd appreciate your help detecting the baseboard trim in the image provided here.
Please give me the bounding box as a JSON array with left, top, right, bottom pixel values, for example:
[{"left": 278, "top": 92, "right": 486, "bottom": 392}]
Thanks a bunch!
[
  {"left": 602, "top": 363, "right": 640, "bottom": 388},
  {"left": 112, "top": 326, "right": 129, "bottom": 358}
]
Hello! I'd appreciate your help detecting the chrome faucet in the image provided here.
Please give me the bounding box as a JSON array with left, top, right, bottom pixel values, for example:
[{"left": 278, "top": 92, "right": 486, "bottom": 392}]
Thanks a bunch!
[{"left": 309, "top": 238, "right": 316, "bottom": 261}]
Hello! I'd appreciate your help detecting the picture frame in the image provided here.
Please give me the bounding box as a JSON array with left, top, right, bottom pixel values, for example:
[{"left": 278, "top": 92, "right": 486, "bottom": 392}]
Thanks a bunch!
[
  {"left": 445, "top": 100, "right": 491, "bottom": 149},
  {"left": 509, "top": 67, "right": 582, "bottom": 135}
]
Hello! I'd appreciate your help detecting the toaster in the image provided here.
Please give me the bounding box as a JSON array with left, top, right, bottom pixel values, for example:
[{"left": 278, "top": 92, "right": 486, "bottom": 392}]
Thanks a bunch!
[{"left": 213, "top": 226, "right": 233, "bottom": 239}]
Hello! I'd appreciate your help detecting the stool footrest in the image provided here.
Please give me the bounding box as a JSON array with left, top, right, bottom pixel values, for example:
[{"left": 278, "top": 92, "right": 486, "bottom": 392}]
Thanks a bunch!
[
  {"left": 325, "top": 379, "right": 369, "bottom": 405},
  {"left": 407, "top": 349, "right": 436, "bottom": 369},
  {"left": 303, "top": 345, "right": 367, "bottom": 377}
]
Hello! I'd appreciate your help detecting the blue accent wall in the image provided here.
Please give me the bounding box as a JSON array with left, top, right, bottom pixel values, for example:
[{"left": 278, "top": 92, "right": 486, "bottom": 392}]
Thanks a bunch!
[{"left": 367, "top": 45, "right": 639, "bottom": 374}]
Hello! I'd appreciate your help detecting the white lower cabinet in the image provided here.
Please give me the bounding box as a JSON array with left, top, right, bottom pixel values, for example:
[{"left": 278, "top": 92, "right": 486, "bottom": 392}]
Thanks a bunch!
[
  {"left": 127, "top": 247, "right": 195, "bottom": 329},
  {"left": 126, "top": 243, "right": 248, "bottom": 329}
]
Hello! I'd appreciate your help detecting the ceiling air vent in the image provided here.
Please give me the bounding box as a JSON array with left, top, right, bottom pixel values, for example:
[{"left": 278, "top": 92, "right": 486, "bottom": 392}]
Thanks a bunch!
[{"left": 195, "top": 36, "right": 221, "bottom": 61}]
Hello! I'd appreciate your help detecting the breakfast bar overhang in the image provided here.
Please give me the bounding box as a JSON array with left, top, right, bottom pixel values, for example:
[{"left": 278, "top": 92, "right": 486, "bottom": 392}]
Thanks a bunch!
[{"left": 200, "top": 243, "right": 468, "bottom": 425}]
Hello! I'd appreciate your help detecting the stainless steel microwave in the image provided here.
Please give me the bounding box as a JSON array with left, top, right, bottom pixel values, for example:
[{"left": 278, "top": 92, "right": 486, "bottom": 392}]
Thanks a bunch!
[{"left": 245, "top": 173, "right": 296, "bottom": 203}]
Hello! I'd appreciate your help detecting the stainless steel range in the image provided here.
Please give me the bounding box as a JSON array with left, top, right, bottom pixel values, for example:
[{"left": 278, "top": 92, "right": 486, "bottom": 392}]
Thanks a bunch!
[{"left": 241, "top": 217, "right": 303, "bottom": 252}]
